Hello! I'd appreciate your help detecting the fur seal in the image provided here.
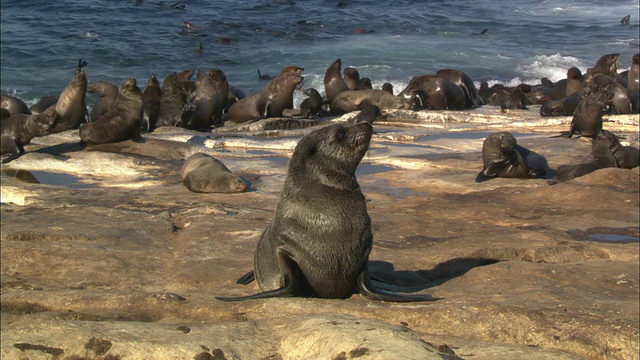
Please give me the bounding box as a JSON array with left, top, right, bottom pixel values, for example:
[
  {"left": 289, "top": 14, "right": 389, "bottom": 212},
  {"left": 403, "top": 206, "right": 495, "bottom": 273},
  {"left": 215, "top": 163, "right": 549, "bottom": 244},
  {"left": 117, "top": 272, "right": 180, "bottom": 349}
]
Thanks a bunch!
[
  {"left": 539, "top": 94, "right": 583, "bottom": 116},
  {"left": 141, "top": 73, "right": 162, "bottom": 132},
  {"left": 435, "top": 68, "right": 481, "bottom": 108},
  {"left": 49, "top": 65, "right": 88, "bottom": 133},
  {"left": 381, "top": 83, "right": 394, "bottom": 95},
  {"left": 343, "top": 67, "right": 362, "bottom": 90},
  {"left": 79, "top": 78, "right": 143, "bottom": 145},
  {"left": 628, "top": 53, "right": 639, "bottom": 94},
  {"left": 566, "top": 67, "right": 586, "bottom": 97},
  {"left": 257, "top": 68, "right": 273, "bottom": 81},
  {"left": 184, "top": 68, "right": 229, "bottom": 130},
  {"left": 29, "top": 96, "right": 58, "bottom": 115},
  {"left": 215, "top": 120, "right": 437, "bottom": 302},
  {"left": 475, "top": 132, "right": 548, "bottom": 182},
  {"left": 181, "top": 153, "right": 248, "bottom": 193},
  {"left": 88, "top": 80, "right": 118, "bottom": 121},
  {"left": 621, "top": 14, "right": 631, "bottom": 25},
  {"left": 585, "top": 53, "right": 619, "bottom": 81},
  {"left": 330, "top": 89, "right": 419, "bottom": 113},
  {"left": 156, "top": 73, "right": 187, "bottom": 127},
  {"left": 398, "top": 75, "right": 466, "bottom": 110},
  {"left": 563, "top": 91, "right": 610, "bottom": 138},
  {"left": 176, "top": 69, "right": 196, "bottom": 98},
  {"left": 323, "top": 59, "right": 350, "bottom": 103},
  {"left": 500, "top": 88, "right": 528, "bottom": 112},
  {"left": 1, "top": 95, "right": 31, "bottom": 116},
  {"left": 299, "top": 88, "right": 324, "bottom": 118},
  {"left": 1, "top": 106, "right": 56, "bottom": 163},
  {"left": 0, "top": 109, "right": 10, "bottom": 122},
  {"left": 556, "top": 130, "right": 639, "bottom": 181},
  {"left": 226, "top": 72, "right": 304, "bottom": 124}
]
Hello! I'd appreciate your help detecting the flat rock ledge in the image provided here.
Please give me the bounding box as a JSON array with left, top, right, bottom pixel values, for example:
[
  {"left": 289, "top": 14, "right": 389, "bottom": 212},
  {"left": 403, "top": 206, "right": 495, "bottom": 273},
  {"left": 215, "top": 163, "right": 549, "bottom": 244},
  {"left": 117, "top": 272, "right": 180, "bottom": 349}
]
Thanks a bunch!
[{"left": 1, "top": 108, "right": 639, "bottom": 360}]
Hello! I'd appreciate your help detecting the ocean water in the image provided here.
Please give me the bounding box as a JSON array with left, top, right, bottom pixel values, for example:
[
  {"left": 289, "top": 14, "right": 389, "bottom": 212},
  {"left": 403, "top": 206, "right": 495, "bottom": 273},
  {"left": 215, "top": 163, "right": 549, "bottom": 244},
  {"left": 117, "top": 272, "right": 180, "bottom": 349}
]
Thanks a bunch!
[{"left": 1, "top": 0, "right": 639, "bottom": 109}]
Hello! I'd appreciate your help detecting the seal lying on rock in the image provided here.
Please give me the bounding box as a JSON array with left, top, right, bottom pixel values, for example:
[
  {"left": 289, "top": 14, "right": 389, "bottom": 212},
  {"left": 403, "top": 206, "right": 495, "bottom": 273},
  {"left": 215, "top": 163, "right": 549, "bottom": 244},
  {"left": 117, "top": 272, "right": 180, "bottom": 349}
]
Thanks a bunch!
[
  {"left": 215, "top": 117, "right": 437, "bottom": 302},
  {"left": 556, "top": 130, "right": 640, "bottom": 181},
  {"left": 181, "top": 153, "right": 248, "bottom": 193},
  {"left": 475, "top": 132, "right": 549, "bottom": 182},
  {"left": 330, "top": 89, "right": 419, "bottom": 113}
]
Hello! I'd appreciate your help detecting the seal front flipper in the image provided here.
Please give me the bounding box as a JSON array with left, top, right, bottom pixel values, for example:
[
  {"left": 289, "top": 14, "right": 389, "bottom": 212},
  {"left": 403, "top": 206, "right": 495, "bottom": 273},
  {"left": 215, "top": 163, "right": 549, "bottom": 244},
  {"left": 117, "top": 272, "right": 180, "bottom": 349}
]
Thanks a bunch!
[
  {"left": 215, "top": 249, "right": 300, "bottom": 302},
  {"left": 356, "top": 268, "right": 440, "bottom": 303}
]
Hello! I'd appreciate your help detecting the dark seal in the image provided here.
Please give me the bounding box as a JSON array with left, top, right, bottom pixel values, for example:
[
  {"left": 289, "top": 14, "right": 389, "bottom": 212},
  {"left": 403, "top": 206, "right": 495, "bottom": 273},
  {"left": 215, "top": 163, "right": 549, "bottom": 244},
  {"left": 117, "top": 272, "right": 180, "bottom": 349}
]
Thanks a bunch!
[
  {"left": 88, "top": 80, "right": 118, "bottom": 121},
  {"left": 50, "top": 66, "right": 88, "bottom": 133},
  {"left": 215, "top": 119, "right": 437, "bottom": 302},
  {"left": 181, "top": 153, "right": 248, "bottom": 193},
  {"left": 398, "top": 75, "right": 466, "bottom": 110},
  {"left": 475, "top": 132, "right": 548, "bottom": 182},
  {"left": 299, "top": 88, "right": 324, "bottom": 118},
  {"left": 1, "top": 95, "right": 31, "bottom": 117},
  {"left": 79, "top": 78, "right": 144, "bottom": 145},
  {"left": 323, "top": 58, "right": 350, "bottom": 103},
  {"left": 156, "top": 73, "right": 187, "bottom": 127},
  {"left": 1, "top": 107, "right": 56, "bottom": 163},
  {"left": 330, "top": 89, "right": 419, "bottom": 113},
  {"left": 141, "top": 73, "right": 162, "bottom": 132}
]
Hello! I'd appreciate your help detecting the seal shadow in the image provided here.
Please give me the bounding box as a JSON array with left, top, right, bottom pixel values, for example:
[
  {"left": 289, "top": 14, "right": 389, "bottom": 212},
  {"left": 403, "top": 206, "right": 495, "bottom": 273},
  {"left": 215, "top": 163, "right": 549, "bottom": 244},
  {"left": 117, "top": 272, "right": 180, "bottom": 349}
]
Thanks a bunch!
[
  {"left": 34, "top": 141, "right": 85, "bottom": 158},
  {"left": 367, "top": 257, "right": 500, "bottom": 293}
]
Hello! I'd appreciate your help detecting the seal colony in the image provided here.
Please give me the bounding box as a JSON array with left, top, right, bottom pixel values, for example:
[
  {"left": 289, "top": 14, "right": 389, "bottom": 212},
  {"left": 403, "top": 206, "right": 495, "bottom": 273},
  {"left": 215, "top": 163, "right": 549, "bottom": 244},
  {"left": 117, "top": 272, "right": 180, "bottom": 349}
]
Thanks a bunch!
[{"left": 1, "top": 53, "right": 639, "bottom": 303}]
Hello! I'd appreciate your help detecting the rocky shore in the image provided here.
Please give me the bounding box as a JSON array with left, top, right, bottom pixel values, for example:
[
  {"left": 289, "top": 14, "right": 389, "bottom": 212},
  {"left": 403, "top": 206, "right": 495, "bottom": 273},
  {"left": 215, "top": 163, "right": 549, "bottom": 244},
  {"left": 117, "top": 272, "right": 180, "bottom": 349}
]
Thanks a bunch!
[{"left": 1, "top": 107, "right": 638, "bottom": 360}]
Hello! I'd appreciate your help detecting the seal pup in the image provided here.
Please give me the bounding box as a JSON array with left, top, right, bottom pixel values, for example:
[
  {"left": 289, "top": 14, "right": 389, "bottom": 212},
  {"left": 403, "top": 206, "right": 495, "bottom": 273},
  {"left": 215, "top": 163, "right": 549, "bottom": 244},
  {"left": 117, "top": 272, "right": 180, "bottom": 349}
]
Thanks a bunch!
[
  {"left": 398, "top": 75, "right": 466, "bottom": 110},
  {"left": 181, "top": 153, "right": 248, "bottom": 193},
  {"left": 1, "top": 95, "right": 31, "bottom": 116},
  {"left": 500, "top": 87, "right": 528, "bottom": 112},
  {"left": 330, "top": 89, "right": 419, "bottom": 113},
  {"left": 475, "top": 132, "right": 548, "bottom": 182},
  {"left": 436, "top": 68, "right": 480, "bottom": 108},
  {"left": 88, "top": 80, "right": 118, "bottom": 121},
  {"left": 1, "top": 106, "right": 56, "bottom": 163},
  {"left": 299, "top": 88, "right": 324, "bottom": 118},
  {"left": 343, "top": 67, "right": 362, "bottom": 90},
  {"left": 49, "top": 61, "right": 89, "bottom": 133},
  {"left": 141, "top": 73, "right": 162, "bottom": 132},
  {"left": 323, "top": 58, "right": 350, "bottom": 103},
  {"left": 156, "top": 73, "right": 187, "bottom": 127},
  {"left": 556, "top": 130, "right": 639, "bottom": 181},
  {"left": 226, "top": 72, "right": 304, "bottom": 123},
  {"left": 215, "top": 120, "right": 437, "bottom": 302},
  {"left": 29, "top": 96, "right": 58, "bottom": 115},
  {"left": 381, "top": 82, "right": 394, "bottom": 95},
  {"left": 79, "top": 78, "right": 143, "bottom": 145}
]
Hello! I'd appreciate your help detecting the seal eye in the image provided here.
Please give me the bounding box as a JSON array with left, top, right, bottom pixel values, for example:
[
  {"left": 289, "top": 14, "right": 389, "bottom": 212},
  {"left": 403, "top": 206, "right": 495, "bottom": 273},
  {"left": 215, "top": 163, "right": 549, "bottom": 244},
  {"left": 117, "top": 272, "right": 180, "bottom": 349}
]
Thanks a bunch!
[{"left": 335, "top": 129, "right": 348, "bottom": 142}]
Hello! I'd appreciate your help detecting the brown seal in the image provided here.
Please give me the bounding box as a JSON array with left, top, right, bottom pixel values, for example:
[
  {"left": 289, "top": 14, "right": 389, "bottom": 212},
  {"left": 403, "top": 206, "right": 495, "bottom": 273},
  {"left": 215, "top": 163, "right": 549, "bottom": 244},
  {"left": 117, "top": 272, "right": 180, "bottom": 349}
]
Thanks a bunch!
[
  {"left": 1, "top": 95, "right": 31, "bottom": 116},
  {"left": 398, "top": 75, "right": 466, "bottom": 110},
  {"left": 475, "top": 132, "right": 548, "bottom": 182},
  {"left": 141, "top": 73, "right": 162, "bottom": 132},
  {"left": 79, "top": 78, "right": 143, "bottom": 145},
  {"left": 1, "top": 106, "right": 56, "bottom": 163},
  {"left": 226, "top": 71, "right": 304, "bottom": 124},
  {"left": 564, "top": 91, "right": 611, "bottom": 138},
  {"left": 181, "top": 153, "right": 248, "bottom": 193},
  {"left": 330, "top": 89, "right": 419, "bottom": 113},
  {"left": 343, "top": 67, "right": 362, "bottom": 90},
  {"left": 29, "top": 96, "right": 58, "bottom": 115},
  {"left": 50, "top": 67, "right": 88, "bottom": 133},
  {"left": 156, "top": 73, "right": 187, "bottom": 127},
  {"left": 184, "top": 69, "right": 229, "bottom": 130},
  {"left": 299, "top": 88, "right": 324, "bottom": 118},
  {"left": 215, "top": 120, "right": 437, "bottom": 302},
  {"left": 585, "top": 53, "right": 619, "bottom": 81},
  {"left": 435, "top": 68, "right": 481, "bottom": 108},
  {"left": 323, "top": 58, "right": 350, "bottom": 103},
  {"left": 628, "top": 53, "right": 639, "bottom": 94},
  {"left": 88, "top": 80, "right": 118, "bottom": 121},
  {"left": 500, "top": 88, "right": 528, "bottom": 112}
]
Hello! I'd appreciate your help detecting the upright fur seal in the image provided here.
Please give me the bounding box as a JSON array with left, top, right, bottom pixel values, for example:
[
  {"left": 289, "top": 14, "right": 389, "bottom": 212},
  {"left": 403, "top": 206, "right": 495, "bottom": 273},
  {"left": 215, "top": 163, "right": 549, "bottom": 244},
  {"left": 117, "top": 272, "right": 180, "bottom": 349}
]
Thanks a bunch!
[
  {"left": 226, "top": 72, "right": 304, "bottom": 123},
  {"left": 79, "top": 78, "right": 143, "bottom": 145},
  {"left": 628, "top": 53, "right": 639, "bottom": 94},
  {"left": 50, "top": 66, "right": 88, "bottom": 133},
  {"left": 323, "top": 59, "right": 350, "bottom": 103},
  {"left": 156, "top": 73, "right": 187, "bottom": 127},
  {"left": 564, "top": 91, "right": 610, "bottom": 138},
  {"left": 299, "top": 88, "right": 324, "bottom": 118},
  {"left": 88, "top": 80, "right": 118, "bottom": 121},
  {"left": 343, "top": 67, "right": 362, "bottom": 90},
  {"left": 141, "top": 73, "right": 162, "bottom": 132},
  {"left": 215, "top": 120, "right": 437, "bottom": 302},
  {"left": 475, "top": 132, "right": 548, "bottom": 182},
  {"left": 181, "top": 153, "right": 248, "bottom": 193},
  {"left": 1, "top": 106, "right": 56, "bottom": 163},
  {"left": 585, "top": 53, "right": 619, "bottom": 81}
]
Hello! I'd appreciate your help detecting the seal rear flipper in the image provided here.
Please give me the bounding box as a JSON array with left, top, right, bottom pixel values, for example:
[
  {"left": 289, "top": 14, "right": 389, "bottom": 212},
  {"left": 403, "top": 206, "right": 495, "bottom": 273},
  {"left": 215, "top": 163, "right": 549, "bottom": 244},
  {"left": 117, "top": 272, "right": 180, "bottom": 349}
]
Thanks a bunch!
[
  {"left": 236, "top": 270, "right": 255, "bottom": 285},
  {"left": 474, "top": 170, "right": 495, "bottom": 183},
  {"left": 479, "top": 159, "right": 507, "bottom": 178},
  {"left": 215, "top": 249, "right": 301, "bottom": 302},
  {"left": 356, "top": 270, "right": 440, "bottom": 303}
]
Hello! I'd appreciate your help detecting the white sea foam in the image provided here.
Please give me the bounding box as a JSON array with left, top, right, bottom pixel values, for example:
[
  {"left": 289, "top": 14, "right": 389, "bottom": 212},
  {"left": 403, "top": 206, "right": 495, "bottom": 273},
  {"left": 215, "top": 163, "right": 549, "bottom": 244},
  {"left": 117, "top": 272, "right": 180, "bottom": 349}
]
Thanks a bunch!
[{"left": 516, "top": 54, "right": 586, "bottom": 82}]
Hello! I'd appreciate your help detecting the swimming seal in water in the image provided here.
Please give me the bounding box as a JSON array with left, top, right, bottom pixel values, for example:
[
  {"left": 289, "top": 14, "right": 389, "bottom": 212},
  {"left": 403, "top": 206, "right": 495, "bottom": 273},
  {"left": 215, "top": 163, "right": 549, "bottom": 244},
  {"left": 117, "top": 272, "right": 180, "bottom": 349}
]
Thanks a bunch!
[
  {"left": 79, "top": 78, "right": 143, "bottom": 145},
  {"left": 181, "top": 152, "right": 248, "bottom": 193},
  {"left": 215, "top": 120, "right": 437, "bottom": 302},
  {"left": 475, "top": 132, "right": 548, "bottom": 182}
]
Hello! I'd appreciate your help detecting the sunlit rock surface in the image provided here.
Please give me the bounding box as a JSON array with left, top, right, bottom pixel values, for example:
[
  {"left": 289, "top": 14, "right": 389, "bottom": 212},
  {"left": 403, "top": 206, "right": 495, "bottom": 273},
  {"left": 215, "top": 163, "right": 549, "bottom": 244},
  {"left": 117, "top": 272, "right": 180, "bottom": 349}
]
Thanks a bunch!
[{"left": 1, "top": 107, "right": 638, "bottom": 360}]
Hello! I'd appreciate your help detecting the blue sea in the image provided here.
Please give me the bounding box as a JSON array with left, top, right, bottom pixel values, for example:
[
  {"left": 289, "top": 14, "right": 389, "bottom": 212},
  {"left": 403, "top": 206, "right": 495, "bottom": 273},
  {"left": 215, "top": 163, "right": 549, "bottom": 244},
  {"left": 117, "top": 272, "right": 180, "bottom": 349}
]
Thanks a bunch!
[{"left": 1, "top": 0, "right": 639, "bottom": 109}]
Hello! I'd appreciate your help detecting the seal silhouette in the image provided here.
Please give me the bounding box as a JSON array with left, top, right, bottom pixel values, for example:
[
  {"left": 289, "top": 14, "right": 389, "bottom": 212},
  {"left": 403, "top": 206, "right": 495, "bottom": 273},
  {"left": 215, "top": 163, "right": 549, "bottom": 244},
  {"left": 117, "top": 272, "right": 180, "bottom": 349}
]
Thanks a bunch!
[
  {"left": 181, "top": 153, "right": 248, "bottom": 193},
  {"left": 79, "top": 78, "right": 144, "bottom": 145},
  {"left": 215, "top": 119, "right": 438, "bottom": 302},
  {"left": 475, "top": 132, "right": 548, "bottom": 182}
]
